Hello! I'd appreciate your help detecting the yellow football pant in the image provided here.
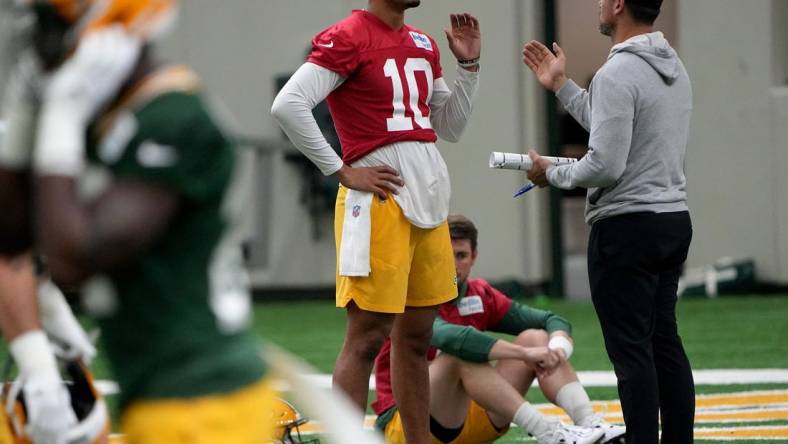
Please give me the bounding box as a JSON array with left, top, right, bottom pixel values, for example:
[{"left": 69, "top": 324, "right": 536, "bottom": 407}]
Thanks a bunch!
[{"left": 121, "top": 377, "right": 276, "bottom": 444}]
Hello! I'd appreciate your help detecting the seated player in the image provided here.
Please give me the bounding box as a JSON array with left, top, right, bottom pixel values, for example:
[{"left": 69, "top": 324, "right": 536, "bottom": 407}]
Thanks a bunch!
[{"left": 372, "top": 214, "right": 625, "bottom": 444}]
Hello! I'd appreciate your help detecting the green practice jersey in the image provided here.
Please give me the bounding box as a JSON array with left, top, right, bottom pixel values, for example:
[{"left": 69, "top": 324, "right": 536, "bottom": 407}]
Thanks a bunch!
[{"left": 82, "top": 66, "right": 264, "bottom": 408}]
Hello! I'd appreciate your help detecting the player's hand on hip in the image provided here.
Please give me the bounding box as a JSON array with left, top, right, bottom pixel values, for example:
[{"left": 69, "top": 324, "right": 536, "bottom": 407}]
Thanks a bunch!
[
  {"left": 444, "top": 13, "right": 481, "bottom": 65},
  {"left": 335, "top": 165, "right": 404, "bottom": 200},
  {"left": 527, "top": 150, "right": 551, "bottom": 188},
  {"left": 523, "top": 40, "right": 567, "bottom": 92}
]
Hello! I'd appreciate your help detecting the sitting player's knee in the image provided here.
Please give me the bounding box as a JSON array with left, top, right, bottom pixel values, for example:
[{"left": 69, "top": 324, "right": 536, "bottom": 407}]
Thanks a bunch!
[
  {"left": 514, "top": 329, "right": 549, "bottom": 347},
  {"left": 434, "top": 352, "right": 464, "bottom": 369},
  {"left": 456, "top": 359, "right": 488, "bottom": 378}
]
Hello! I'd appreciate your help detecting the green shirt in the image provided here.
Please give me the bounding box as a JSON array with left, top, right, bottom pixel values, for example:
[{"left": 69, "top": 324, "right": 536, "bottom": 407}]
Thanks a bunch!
[
  {"left": 430, "top": 280, "right": 572, "bottom": 362},
  {"left": 83, "top": 68, "right": 264, "bottom": 407}
]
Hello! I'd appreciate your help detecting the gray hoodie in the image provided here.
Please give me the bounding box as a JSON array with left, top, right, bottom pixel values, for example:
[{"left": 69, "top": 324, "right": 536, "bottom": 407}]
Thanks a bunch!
[{"left": 548, "top": 31, "right": 692, "bottom": 225}]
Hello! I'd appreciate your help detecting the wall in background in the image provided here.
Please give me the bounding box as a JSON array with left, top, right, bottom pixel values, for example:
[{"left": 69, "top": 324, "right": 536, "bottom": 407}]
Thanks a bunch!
[
  {"left": 680, "top": 0, "right": 788, "bottom": 283},
  {"left": 156, "top": 0, "right": 550, "bottom": 288},
  {"left": 1, "top": 0, "right": 784, "bottom": 289},
  {"left": 558, "top": 0, "right": 678, "bottom": 87}
]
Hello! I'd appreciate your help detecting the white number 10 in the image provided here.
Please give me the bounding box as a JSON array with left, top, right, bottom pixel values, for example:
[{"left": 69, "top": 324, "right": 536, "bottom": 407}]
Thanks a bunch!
[{"left": 384, "top": 58, "right": 433, "bottom": 132}]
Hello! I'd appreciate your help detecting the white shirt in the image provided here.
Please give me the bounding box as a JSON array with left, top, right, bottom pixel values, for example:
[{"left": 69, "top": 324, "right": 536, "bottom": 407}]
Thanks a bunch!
[{"left": 272, "top": 62, "right": 479, "bottom": 228}]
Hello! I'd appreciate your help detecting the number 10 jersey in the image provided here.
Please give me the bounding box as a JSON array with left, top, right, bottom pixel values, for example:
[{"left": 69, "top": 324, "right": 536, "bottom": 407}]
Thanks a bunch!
[{"left": 307, "top": 9, "right": 443, "bottom": 164}]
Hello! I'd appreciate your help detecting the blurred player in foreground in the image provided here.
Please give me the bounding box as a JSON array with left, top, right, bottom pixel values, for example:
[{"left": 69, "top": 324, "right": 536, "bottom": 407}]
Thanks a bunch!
[
  {"left": 1, "top": 17, "right": 105, "bottom": 443},
  {"left": 373, "top": 214, "right": 624, "bottom": 444},
  {"left": 1, "top": 1, "right": 274, "bottom": 442},
  {"left": 272, "top": 1, "right": 481, "bottom": 443}
]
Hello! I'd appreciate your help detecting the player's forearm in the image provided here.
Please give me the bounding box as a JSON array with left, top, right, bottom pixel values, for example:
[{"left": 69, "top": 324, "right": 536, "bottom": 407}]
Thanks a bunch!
[
  {"left": 35, "top": 177, "right": 95, "bottom": 286},
  {"left": 488, "top": 340, "right": 546, "bottom": 364},
  {"left": 432, "top": 319, "right": 496, "bottom": 362},
  {"left": 556, "top": 79, "right": 591, "bottom": 132},
  {"left": 271, "top": 63, "right": 344, "bottom": 176},
  {"left": 429, "top": 67, "right": 479, "bottom": 142},
  {"left": 493, "top": 302, "right": 572, "bottom": 336},
  {"left": 547, "top": 124, "right": 631, "bottom": 190},
  {"left": 38, "top": 175, "right": 181, "bottom": 287}
]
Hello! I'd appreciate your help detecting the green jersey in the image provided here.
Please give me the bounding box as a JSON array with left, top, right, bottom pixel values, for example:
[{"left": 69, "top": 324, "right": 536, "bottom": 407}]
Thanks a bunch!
[{"left": 82, "top": 66, "right": 264, "bottom": 408}]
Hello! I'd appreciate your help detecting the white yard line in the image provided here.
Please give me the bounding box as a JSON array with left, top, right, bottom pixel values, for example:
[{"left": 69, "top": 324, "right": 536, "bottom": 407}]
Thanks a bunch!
[
  {"left": 573, "top": 369, "right": 788, "bottom": 387},
  {"left": 280, "top": 368, "right": 788, "bottom": 392},
  {"left": 97, "top": 368, "right": 788, "bottom": 396}
]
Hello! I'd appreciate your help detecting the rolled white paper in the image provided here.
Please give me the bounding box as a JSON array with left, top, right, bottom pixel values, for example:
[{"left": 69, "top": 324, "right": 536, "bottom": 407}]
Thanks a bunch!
[{"left": 489, "top": 151, "right": 578, "bottom": 171}]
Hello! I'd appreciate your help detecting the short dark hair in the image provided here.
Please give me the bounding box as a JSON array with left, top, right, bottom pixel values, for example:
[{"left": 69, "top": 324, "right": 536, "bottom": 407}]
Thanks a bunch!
[
  {"left": 448, "top": 214, "right": 478, "bottom": 252},
  {"left": 626, "top": 0, "right": 662, "bottom": 25}
]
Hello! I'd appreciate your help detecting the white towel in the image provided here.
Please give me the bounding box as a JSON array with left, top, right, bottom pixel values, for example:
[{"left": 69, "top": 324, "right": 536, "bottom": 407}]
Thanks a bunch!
[{"left": 338, "top": 189, "right": 374, "bottom": 276}]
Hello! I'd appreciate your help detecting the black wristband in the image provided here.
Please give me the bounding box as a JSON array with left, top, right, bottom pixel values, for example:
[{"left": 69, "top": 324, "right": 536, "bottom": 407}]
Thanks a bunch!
[{"left": 457, "top": 57, "right": 480, "bottom": 67}]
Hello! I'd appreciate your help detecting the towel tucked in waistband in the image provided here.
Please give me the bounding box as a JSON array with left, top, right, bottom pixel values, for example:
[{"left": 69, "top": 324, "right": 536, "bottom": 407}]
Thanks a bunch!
[{"left": 338, "top": 189, "right": 374, "bottom": 277}]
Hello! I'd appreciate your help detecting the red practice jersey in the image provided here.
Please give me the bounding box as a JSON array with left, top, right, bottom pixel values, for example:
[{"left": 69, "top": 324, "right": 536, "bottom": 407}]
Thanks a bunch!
[
  {"left": 372, "top": 278, "right": 513, "bottom": 415},
  {"left": 307, "top": 10, "right": 443, "bottom": 164},
  {"left": 436, "top": 278, "right": 513, "bottom": 329}
]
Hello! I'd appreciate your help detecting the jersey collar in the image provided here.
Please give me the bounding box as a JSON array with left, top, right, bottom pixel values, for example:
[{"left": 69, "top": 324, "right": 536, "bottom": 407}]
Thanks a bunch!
[
  {"left": 454, "top": 280, "right": 469, "bottom": 305},
  {"left": 355, "top": 9, "right": 408, "bottom": 33}
]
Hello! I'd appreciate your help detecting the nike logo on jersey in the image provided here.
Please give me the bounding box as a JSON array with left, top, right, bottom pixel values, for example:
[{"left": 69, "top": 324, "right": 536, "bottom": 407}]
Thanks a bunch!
[
  {"left": 317, "top": 41, "right": 334, "bottom": 48},
  {"left": 409, "top": 32, "right": 433, "bottom": 51}
]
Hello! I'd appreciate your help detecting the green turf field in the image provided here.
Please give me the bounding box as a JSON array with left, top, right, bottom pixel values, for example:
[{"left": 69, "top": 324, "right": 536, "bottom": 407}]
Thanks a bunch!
[
  {"left": 1, "top": 295, "right": 786, "bottom": 443},
  {"left": 254, "top": 295, "right": 788, "bottom": 444},
  {"left": 256, "top": 295, "right": 788, "bottom": 372}
]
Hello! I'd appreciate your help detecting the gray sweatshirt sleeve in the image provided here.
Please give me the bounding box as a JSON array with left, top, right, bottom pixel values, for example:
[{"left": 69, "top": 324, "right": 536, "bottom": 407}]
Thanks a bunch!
[
  {"left": 556, "top": 79, "right": 591, "bottom": 131},
  {"left": 548, "top": 72, "right": 634, "bottom": 190}
]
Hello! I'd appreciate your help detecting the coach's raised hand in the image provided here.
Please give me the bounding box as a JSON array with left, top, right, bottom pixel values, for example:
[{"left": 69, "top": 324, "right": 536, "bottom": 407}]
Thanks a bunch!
[{"left": 523, "top": 40, "right": 567, "bottom": 92}]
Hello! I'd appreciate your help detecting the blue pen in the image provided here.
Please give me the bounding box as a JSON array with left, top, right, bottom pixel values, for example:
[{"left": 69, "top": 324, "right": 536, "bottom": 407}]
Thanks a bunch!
[{"left": 513, "top": 183, "right": 536, "bottom": 198}]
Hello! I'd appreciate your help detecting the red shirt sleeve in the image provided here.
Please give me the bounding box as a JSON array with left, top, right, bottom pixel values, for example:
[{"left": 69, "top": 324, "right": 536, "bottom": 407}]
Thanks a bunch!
[
  {"left": 429, "top": 34, "right": 443, "bottom": 79},
  {"left": 485, "top": 281, "right": 513, "bottom": 326},
  {"left": 307, "top": 25, "right": 359, "bottom": 78}
]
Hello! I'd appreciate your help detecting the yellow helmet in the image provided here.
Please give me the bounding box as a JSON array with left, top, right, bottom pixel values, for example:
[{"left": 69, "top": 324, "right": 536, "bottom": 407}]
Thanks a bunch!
[
  {"left": 271, "top": 398, "right": 320, "bottom": 444},
  {"left": 21, "top": 0, "right": 177, "bottom": 41},
  {"left": 1, "top": 358, "right": 111, "bottom": 444}
]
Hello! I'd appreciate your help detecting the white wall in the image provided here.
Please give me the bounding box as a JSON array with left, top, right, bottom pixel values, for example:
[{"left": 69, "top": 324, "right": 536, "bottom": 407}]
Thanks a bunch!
[
  {"left": 558, "top": 0, "right": 678, "bottom": 86},
  {"left": 774, "top": 0, "right": 788, "bottom": 86},
  {"left": 679, "top": 0, "right": 788, "bottom": 283},
  {"left": 3, "top": 0, "right": 785, "bottom": 287},
  {"left": 773, "top": 88, "right": 788, "bottom": 280},
  {"left": 154, "top": 1, "right": 549, "bottom": 288}
]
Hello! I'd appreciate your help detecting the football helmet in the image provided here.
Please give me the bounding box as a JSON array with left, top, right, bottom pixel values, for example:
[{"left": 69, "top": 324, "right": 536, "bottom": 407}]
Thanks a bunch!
[
  {"left": 271, "top": 398, "right": 320, "bottom": 444},
  {"left": 19, "top": 0, "right": 177, "bottom": 41},
  {"left": 2, "top": 357, "right": 110, "bottom": 444}
]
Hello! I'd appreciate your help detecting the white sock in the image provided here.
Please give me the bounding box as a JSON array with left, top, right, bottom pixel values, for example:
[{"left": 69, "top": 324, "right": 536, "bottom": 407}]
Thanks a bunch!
[
  {"left": 512, "top": 402, "right": 553, "bottom": 437},
  {"left": 555, "top": 381, "right": 594, "bottom": 425}
]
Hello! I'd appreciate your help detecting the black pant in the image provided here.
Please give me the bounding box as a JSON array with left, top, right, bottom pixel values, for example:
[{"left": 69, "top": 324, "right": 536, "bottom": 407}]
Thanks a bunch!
[{"left": 588, "top": 211, "right": 695, "bottom": 444}]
